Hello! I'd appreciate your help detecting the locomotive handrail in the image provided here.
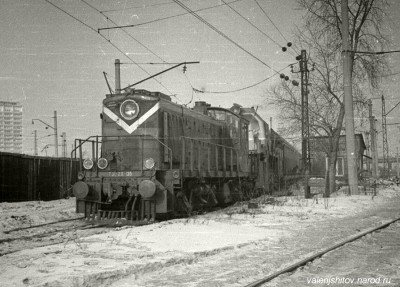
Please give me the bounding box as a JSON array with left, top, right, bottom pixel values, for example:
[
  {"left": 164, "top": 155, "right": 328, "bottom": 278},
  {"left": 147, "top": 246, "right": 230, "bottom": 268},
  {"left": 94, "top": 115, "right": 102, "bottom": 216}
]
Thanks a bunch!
[
  {"left": 101, "top": 134, "right": 173, "bottom": 170},
  {"left": 179, "top": 136, "right": 242, "bottom": 175},
  {"left": 70, "top": 136, "right": 102, "bottom": 159},
  {"left": 71, "top": 134, "right": 173, "bottom": 170}
]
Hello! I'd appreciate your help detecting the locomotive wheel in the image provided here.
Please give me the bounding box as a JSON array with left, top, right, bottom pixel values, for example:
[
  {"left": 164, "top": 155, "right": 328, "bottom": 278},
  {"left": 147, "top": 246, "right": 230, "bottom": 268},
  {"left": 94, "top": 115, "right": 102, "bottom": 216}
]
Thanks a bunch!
[
  {"left": 184, "top": 179, "right": 219, "bottom": 211},
  {"left": 175, "top": 190, "right": 193, "bottom": 216},
  {"left": 240, "top": 181, "right": 256, "bottom": 201}
]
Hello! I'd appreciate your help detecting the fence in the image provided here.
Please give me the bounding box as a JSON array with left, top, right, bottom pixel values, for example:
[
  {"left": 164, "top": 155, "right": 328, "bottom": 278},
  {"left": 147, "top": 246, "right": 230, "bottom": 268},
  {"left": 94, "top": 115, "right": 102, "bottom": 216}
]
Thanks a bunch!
[{"left": 0, "top": 152, "right": 80, "bottom": 202}]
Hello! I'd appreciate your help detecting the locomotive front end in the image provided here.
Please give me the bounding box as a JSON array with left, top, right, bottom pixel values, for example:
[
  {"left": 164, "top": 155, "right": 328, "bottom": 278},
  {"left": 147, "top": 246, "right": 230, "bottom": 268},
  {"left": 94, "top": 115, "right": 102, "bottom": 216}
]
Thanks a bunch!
[{"left": 72, "top": 89, "right": 175, "bottom": 222}]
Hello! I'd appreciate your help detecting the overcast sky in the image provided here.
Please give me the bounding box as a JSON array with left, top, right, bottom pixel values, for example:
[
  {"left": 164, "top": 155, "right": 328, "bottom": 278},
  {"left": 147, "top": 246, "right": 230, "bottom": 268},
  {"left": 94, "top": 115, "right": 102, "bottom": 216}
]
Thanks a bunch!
[{"left": 1, "top": 0, "right": 399, "bottom": 156}]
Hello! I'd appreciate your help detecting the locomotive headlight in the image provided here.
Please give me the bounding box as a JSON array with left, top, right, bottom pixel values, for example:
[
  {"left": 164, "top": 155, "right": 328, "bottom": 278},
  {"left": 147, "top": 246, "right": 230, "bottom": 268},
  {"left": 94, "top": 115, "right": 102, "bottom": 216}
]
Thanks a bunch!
[
  {"left": 144, "top": 157, "right": 155, "bottom": 169},
  {"left": 83, "top": 158, "right": 94, "bottom": 170},
  {"left": 172, "top": 170, "right": 180, "bottom": 179},
  {"left": 120, "top": 99, "right": 139, "bottom": 120},
  {"left": 97, "top": 158, "right": 108, "bottom": 169}
]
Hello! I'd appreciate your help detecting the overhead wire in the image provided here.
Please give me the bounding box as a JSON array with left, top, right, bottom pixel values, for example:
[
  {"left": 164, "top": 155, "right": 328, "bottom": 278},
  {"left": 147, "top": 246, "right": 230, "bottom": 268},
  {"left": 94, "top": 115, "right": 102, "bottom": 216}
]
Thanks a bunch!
[
  {"left": 97, "top": 0, "right": 246, "bottom": 32},
  {"left": 254, "top": 0, "right": 301, "bottom": 55},
  {"left": 98, "top": 0, "right": 298, "bottom": 95},
  {"left": 44, "top": 0, "right": 174, "bottom": 95},
  {"left": 99, "top": 0, "right": 190, "bottom": 14},
  {"left": 46, "top": 0, "right": 299, "bottom": 101},
  {"left": 119, "top": 62, "right": 185, "bottom": 65},
  {"left": 221, "top": 0, "right": 296, "bottom": 57},
  {"left": 182, "top": 71, "right": 202, "bottom": 106},
  {"left": 171, "top": 0, "right": 278, "bottom": 73},
  {"left": 80, "top": 0, "right": 191, "bottom": 103},
  {"left": 193, "top": 64, "right": 294, "bottom": 94},
  {"left": 81, "top": 0, "right": 166, "bottom": 63},
  {"left": 254, "top": 0, "right": 290, "bottom": 43},
  {"left": 184, "top": 82, "right": 195, "bottom": 106},
  {"left": 167, "top": 0, "right": 299, "bottom": 94},
  {"left": 378, "top": 70, "right": 400, "bottom": 77}
]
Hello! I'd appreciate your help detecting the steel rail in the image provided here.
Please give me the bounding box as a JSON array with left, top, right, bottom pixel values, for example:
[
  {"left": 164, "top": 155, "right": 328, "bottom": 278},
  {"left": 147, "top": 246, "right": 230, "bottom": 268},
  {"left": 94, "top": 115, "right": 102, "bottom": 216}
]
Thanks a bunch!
[
  {"left": 245, "top": 216, "right": 400, "bottom": 287},
  {"left": 0, "top": 224, "right": 108, "bottom": 257},
  {"left": 4, "top": 217, "right": 85, "bottom": 234},
  {"left": 0, "top": 224, "right": 101, "bottom": 245}
]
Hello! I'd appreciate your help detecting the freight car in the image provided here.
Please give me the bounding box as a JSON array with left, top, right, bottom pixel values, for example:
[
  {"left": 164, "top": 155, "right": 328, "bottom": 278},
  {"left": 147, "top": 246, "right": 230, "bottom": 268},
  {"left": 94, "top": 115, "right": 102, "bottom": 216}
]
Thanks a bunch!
[{"left": 72, "top": 60, "right": 300, "bottom": 222}]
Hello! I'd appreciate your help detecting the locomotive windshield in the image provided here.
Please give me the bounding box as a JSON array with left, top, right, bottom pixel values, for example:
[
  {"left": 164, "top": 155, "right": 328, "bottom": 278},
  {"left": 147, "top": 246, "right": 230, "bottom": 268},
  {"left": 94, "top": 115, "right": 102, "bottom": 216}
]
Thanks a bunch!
[{"left": 208, "top": 109, "right": 226, "bottom": 121}]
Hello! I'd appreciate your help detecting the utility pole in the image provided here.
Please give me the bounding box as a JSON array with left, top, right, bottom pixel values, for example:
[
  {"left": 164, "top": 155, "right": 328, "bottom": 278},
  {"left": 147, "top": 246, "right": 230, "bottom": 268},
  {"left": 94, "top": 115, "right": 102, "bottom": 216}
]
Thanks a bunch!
[
  {"left": 61, "top": 132, "right": 67, "bottom": 157},
  {"left": 363, "top": 131, "right": 370, "bottom": 171},
  {"left": 381, "top": 97, "right": 400, "bottom": 178},
  {"left": 299, "top": 49, "right": 311, "bottom": 198},
  {"left": 291, "top": 50, "right": 311, "bottom": 198},
  {"left": 368, "top": 100, "right": 378, "bottom": 179},
  {"left": 341, "top": 0, "right": 358, "bottom": 194},
  {"left": 33, "top": 130, "right": 38, "bottom": 156},
  {"left": 398, "top": 126, "right": 400, "bottom": 178},
  {"left": 397, "top": 146, "right": 399, "bottom": 178},
  {"left": 381, "top": 95, "right": 390, "bottom": 178},
  {"left": 32, "top": 111, "right": 58, "bottom": 157},
  {"left": 53, "top": 111, "right": 59, "bottom": 157}
]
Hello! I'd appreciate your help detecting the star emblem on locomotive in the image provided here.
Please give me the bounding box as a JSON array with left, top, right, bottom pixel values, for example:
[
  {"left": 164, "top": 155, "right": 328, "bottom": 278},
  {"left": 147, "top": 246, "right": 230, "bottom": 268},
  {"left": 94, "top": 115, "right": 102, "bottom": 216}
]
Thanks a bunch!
[
  {"left": 119, "top": 99, "right": 139, "bottom": 120},
  {"left": 103, "top": 100, "right": 160, "bottom": 134}
]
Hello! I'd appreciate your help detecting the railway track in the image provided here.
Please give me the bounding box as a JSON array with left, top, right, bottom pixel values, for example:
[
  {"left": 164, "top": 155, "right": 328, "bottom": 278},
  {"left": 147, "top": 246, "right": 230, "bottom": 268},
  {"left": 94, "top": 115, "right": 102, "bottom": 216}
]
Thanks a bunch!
[
  {"left": 0, "top": 218, "right": 107, "bottom": 256},
  {"left": 3, "top": 217, "right": 86, "bottom": 234},
  {"left": 1, "top": 194, "right": 399, "bottom": 287},
  {"left": 245, "top": 216, "right": 400, "bottom": 287}
]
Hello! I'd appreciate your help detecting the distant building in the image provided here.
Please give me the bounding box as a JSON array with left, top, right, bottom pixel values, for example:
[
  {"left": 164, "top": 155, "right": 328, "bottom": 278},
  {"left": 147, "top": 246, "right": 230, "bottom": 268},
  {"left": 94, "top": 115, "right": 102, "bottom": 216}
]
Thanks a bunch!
[
  {"left": 309, "top": 134, "right": 367, "bottom": 180},
  {"left": 0, "top": 101, "right": 23, "bottom": 153}
]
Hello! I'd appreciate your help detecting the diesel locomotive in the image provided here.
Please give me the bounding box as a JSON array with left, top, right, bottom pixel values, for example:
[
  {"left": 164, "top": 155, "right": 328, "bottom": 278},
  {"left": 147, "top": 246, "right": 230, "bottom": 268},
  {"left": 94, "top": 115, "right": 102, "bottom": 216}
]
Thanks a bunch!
[{"left": 72, "top": 60, "right": 300, "bottom": 222}]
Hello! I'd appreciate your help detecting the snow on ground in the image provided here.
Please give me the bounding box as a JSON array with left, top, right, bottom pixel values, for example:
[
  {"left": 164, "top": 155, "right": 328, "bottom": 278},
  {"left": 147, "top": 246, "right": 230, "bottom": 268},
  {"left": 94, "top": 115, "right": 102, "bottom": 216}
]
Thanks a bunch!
[
  {"left": 0, "top": 185, "right": 399, "bottom": 287},
  {"left": 0, "top": 198, "right": 81, "bottom": 233}
]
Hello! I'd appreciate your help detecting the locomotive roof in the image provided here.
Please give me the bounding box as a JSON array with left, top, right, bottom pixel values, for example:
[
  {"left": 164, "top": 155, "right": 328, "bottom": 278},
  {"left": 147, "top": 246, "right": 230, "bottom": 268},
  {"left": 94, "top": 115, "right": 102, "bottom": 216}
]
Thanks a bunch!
[
  {"left": 207, "top": 106, "right": 243, "bottom": 118},
  {"left": 105, "top": 89, "right": 171, "bottom": 101},
  {"left": 104, "top": 88, "right": 249, "bottom": 124}
]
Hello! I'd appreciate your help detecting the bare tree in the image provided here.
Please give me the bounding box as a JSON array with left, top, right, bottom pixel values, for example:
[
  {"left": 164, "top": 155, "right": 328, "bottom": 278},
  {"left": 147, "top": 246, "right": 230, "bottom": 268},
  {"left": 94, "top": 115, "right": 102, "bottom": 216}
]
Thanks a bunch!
[{"left": 268, "top": 0, "right": 390, "bottom": 197}]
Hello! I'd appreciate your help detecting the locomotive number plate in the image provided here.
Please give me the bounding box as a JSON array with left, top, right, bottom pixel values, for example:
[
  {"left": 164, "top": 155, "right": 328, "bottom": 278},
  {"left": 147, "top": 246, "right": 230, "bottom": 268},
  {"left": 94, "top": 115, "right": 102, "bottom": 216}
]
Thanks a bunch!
[{"left": 106, "top": 171, "right": 134, "bottom": 177}]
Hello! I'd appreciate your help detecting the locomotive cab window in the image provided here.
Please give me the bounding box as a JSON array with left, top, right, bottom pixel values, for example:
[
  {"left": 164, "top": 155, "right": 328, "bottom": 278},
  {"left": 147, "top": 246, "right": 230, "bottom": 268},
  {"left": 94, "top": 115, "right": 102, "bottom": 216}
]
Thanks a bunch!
[
  {"left": 227, "top": 114, "right": 232, "bottom": 124},
  {"left": 241, "top": 122, "right": 248, "bottom": 141},
  {"left": 234, "top": 118, "right": 239, "bottom": 128},
  {"left": 213, "top": 110, "right": 226, "bottom": 121}
]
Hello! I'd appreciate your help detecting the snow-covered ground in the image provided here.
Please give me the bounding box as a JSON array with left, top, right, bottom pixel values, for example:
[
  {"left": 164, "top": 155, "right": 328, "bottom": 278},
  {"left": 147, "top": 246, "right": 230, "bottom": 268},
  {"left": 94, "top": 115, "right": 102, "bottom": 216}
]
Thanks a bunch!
[
  {"left": 0, "top": 198, "right": 81, "bottom": 233},
  {"left": 0, "top": 185, "right": 399, "bottom": 286}
]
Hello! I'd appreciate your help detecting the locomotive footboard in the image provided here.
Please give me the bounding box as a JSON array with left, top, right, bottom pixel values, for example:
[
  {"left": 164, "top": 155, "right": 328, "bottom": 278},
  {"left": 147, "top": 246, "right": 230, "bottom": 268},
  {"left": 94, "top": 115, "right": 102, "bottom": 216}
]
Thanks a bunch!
[{"left": 77, "top": 197, "right": 156, "bottom": 225}]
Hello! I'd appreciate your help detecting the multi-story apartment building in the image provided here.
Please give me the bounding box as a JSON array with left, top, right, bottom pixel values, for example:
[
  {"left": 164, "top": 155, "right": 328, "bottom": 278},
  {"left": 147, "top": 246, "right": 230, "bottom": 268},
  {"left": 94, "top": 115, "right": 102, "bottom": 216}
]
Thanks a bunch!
[{"left": 0, "top": 101, "right": 23, "bottom": 153}]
